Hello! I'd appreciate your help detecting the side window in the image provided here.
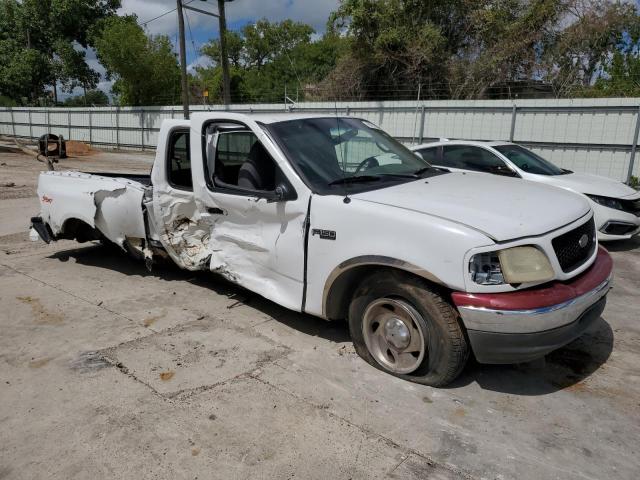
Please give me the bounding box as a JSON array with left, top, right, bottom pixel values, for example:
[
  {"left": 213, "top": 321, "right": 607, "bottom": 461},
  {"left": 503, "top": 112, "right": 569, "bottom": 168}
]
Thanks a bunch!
[
  {"left": 214, "top": 131, "right": 277, "bottom": 192},
  {"left": 168, "top": 130, "right": 192, "bottom": 189},
  {"left": 442, "top": 145, "right": 508, "bottom": 174},
  {"left": 416, "top": 147, "right": 440, "bottom": 164}
]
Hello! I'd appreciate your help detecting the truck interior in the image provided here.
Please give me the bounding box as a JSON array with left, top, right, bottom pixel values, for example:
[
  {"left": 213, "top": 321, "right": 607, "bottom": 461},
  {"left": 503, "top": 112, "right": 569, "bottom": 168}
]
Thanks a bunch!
[{"left": 204, "top": 124, "right": 281, "bottom": 194}]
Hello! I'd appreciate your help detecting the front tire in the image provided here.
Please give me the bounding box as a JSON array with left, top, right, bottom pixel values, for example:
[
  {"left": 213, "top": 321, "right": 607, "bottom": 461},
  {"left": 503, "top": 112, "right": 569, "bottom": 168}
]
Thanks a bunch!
[{"left": 348, "top": 271, "right": 469, "bottom": 387}]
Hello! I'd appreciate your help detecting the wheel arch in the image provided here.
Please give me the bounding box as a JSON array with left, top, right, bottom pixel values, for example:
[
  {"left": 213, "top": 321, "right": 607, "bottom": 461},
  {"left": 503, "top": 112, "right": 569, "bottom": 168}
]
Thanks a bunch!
[
  {"left": 322, "top": 256, "right": 445, "bottom": 320},
  {"left": 58, "top": 217, "right": 101, "bottom": 242}
]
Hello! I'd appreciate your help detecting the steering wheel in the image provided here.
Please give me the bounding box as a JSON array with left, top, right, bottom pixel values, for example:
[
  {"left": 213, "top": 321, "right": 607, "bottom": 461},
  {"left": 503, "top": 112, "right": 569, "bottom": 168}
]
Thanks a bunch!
[{"left": 354, "top": 156, "right": 380, "bottom": 174}]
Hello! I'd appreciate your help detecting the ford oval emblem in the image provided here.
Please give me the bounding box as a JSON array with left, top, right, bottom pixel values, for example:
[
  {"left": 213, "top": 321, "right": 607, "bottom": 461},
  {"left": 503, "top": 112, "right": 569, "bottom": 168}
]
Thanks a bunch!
[{"left": 578, "top": 233, "right": 589, "bottom": 248}]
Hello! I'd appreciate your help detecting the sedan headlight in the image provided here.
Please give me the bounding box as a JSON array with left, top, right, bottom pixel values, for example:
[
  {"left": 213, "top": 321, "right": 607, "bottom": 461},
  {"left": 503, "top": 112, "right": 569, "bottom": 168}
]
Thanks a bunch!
[
  {"left": 470, "top": 246, "right": 554, "bottom": 285},
  {"left": 586, "top": 194, "right": 623, "bottom": 211}
]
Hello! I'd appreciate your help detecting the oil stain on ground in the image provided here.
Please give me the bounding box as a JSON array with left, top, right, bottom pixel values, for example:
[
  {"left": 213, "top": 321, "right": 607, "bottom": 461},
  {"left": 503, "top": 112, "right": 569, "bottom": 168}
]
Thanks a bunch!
[
  {"left": 16, "top": 296, "right": 64, "bottom": 325},
  {"left": 28, "top": 357, "right": 51, "bottom": 368}
]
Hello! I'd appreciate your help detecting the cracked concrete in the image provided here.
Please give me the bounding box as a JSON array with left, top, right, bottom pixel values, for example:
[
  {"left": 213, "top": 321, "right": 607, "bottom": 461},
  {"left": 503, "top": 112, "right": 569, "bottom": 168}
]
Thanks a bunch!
[{"left": 1, "top": 150, "right": 640, "bottom": 479}]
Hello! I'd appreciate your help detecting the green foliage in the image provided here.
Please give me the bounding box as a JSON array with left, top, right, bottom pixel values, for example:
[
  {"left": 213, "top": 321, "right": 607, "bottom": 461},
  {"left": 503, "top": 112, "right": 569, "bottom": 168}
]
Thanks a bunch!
[
  {"left": 327, "top": 0, "right": 640, "bottom": 100},
  {"left": 542, "top": 1, "right": 640, "bottom": 97},
  {"left": 197, "top": 19, "right": 346, "bottom": 102},
  {"left": 63, "top": 89, "right": 109, "bottom": 106},
  {"left": 0, "top": 0, "right": 120, "bottom": 105},
  {"left": 91, "top": 16, "right": 181, "bottom": 105},
  {"left": 0, "top": 95, "right": 17, "bottom": 107}
]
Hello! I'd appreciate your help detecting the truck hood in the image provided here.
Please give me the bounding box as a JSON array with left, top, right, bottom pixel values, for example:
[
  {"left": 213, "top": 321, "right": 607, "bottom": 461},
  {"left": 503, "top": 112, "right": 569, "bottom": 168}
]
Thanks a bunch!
[
  {"left": 352, "top": 172, "right": 591, "bottom": 242},
  {"left": 526, "top": 172, "right": 639, "bottom": 199}
]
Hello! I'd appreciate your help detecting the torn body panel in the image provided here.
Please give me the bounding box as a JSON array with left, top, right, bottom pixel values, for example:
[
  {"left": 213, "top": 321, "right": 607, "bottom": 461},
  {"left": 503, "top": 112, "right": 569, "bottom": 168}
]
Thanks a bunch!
[
  {"left": 150, "top": 186, "right": 213, "bottom": 271},
  {"left": 37, "top": 171, "right": 147, "bottom": 248}
]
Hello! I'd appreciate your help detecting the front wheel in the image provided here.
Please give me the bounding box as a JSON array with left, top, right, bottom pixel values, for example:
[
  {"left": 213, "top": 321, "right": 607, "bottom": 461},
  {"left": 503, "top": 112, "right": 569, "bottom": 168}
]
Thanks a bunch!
[{"left": 348, "top": 271, "right": 469, "bottom": 387}]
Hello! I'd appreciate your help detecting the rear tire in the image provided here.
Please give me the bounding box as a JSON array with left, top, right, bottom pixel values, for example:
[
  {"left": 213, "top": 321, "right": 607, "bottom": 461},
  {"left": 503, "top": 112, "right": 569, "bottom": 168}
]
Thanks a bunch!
[{"left": 348, "top": 270, "right": 469, "bottom": 387}]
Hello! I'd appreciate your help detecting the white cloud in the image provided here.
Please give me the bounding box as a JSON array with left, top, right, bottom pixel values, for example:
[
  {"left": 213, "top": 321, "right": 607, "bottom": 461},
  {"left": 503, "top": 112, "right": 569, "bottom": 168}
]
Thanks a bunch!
[
  {"left": 188, "top": 55, "right": 213, "bottom": 72},
  {"left": 119, "top": 0, "right": 339, "bottom": 37},
  {"left": 225, "top": 0, "right": 339, "bottom": 32}
]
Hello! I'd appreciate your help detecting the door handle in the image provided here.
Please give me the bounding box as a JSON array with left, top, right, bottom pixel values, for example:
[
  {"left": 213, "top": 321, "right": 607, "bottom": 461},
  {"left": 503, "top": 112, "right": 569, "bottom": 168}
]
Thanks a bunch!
[{"left": 207, "top": 207, "right": 225, "bottom": 215}]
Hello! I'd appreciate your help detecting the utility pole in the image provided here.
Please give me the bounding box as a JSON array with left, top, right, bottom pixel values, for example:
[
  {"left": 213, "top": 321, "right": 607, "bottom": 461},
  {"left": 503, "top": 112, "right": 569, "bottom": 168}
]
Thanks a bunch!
[
  {"left": 177, "top": 0, "right": 190, "bottom": 119},
  {"left": 176, "top": 1, "right": 233, "bottom": 112},
  {"left": 218, "top": 0, "right": 231, "bottom": 106}
]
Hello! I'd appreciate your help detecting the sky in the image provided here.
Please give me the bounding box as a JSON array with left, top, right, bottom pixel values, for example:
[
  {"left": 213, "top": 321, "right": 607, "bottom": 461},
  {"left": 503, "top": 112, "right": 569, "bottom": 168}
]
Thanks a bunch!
[{"left": 68, "top": 0, "right": 340, "bottom": 100}]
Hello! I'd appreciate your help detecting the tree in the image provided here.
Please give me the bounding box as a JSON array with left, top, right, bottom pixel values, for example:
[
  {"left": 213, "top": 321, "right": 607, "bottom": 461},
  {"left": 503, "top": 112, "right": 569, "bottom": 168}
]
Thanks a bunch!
[
  {"left": 542, "top": 0, "right": 640, "bottom": 96},
  {"left": 0, "top": 0, "right": 120, "bottom": 104},
  {"left": 327, "top": 0, "right": 466, "bottom": 99},
  {"left": 91, "top": 16, "right": 181, "bottom": 105},
  {"left": 327, "top": 0, "right": 640, "bottom": 100},
  {"left": 63, "top": 89, "right": 109, "bottom": 106},
  {"left": 198, "top": 19, "right": 345, "bottom": 102},
  {"left": 53, "top": 40, "right": 100, "bottom": 96}
]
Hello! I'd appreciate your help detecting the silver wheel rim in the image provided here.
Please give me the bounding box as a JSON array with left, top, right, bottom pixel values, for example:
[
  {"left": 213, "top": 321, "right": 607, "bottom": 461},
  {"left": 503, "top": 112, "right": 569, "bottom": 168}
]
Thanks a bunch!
[{"left": 361, "top": 298, "right": 426, "bottom": 374}]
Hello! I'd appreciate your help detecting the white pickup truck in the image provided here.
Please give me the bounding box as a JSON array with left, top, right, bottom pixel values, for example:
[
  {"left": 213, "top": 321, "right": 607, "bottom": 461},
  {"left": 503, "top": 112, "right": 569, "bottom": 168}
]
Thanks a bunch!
[{"left": 31, "top": 113, "right": 613, "bottom": 386}]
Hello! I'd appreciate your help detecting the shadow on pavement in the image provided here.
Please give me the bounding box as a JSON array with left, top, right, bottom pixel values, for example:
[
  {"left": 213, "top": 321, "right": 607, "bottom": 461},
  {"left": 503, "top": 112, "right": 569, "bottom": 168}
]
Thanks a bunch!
[
  {"left": 603, "top": 236, "right": 640, "bottom": 253},
  {"left": 49, "top": 243, "right": 613, "bottom": 393},
  {"left": 449, "top": 317, "right": 614, "bottom": 395},
  {"left": 48, "top": 242, "right": 351, "bottom": 344}
]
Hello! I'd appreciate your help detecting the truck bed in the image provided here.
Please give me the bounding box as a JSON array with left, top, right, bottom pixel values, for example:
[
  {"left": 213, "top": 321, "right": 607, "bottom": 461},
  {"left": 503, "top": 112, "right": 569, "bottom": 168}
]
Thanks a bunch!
[
  {"left": 80, "top": 171, "right": 152, "bottom": 186},
  {"left": 36, "top": 170, "right": 148, "bottom": 248}
]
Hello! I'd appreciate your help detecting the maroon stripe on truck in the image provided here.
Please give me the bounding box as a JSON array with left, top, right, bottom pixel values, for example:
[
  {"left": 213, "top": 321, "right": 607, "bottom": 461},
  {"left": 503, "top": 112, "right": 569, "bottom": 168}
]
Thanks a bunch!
[{"left": 452, "top": 247, "right": 613, "bottom": 311}]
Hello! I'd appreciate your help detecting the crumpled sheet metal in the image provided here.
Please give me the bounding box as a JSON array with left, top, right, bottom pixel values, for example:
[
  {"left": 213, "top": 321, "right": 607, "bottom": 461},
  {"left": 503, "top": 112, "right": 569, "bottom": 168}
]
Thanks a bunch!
[
  {"left": 37, "top": 171, "right": 146, "bottom": 248},
  {"left": 152, "top": 188, "right": 214, "bottom": 271}
]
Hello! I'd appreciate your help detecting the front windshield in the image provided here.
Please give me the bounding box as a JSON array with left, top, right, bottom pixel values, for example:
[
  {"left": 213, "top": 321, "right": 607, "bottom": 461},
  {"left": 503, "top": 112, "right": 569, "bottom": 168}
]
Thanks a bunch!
[
  {"left": 266, "top": 117, "right": 433, "bottom": 193},
  {"left": 494, "top": 144, "right": 566, "bottom": 176}
]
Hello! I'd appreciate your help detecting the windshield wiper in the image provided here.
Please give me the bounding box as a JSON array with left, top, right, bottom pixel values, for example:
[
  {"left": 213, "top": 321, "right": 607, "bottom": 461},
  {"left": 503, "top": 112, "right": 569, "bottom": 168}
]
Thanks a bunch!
[
  {"left": 328, "top": 175, "right": 382, "bottom": 186},
  {"left": 379, "top": 167, "right": 436, "bottom": 179},
  {"left": 410, "top": 167, "right": 434, "bottom": 176}
]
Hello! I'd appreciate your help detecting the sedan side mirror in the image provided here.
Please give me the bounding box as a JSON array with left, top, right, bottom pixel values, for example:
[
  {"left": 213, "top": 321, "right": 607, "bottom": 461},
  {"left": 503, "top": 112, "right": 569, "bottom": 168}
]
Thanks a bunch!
[{"left": 490, "top": 165, "right": 519, "bottom": 177}]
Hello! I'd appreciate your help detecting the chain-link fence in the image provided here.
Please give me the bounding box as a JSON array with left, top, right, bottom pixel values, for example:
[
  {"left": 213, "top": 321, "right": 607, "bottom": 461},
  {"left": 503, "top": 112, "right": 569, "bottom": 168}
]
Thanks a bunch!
[{"left": 1, "top": 97, "right": 639, "bottom": 183}]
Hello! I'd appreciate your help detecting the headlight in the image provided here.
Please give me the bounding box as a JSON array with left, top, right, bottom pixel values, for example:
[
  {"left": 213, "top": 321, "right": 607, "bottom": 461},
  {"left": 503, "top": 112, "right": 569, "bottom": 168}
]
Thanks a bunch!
[
  {"left": 469, "top": 252, "right": 504, "bottom": 285},
  {"left": 586, "top": 194, "right": 622, "bottom": 211},
  {"left": 470, "top": 246, "right": 554, "bottom": 285}
]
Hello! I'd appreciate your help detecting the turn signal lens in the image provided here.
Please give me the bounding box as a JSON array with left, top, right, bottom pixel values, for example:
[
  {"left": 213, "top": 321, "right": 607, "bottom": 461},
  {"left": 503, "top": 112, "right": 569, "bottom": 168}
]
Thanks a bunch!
[{"left": 498, "top": 246, "right": 554, "bottom": 284}]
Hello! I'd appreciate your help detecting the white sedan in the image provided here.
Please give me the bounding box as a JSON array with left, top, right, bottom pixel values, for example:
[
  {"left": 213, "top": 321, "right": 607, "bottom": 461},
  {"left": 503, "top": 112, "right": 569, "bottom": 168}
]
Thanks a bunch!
[{"left": 412, "top": 140, "right": 640, "bottom": 241}]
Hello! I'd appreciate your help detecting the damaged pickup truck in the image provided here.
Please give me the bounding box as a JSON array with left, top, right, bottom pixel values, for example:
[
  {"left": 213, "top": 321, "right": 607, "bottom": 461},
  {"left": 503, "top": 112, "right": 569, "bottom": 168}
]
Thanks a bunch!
[{"left": 31, "top": 113, "right": 613, "bottom": 386}]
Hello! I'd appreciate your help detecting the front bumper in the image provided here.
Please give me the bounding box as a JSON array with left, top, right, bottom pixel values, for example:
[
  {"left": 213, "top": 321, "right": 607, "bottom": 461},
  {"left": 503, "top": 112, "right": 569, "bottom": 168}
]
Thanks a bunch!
[
  {"left": 452, "top": 247, "right": 613, "bottom": 364},
  {"left": 591, "top": 201, "right": 640, "bottom": 241}
]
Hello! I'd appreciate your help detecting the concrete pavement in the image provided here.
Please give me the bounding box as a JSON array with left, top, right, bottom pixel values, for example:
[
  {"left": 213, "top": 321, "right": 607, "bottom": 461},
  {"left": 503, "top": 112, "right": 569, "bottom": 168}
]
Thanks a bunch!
[{"left": 1, "top": 150, "right": 639, "bottom": 479}]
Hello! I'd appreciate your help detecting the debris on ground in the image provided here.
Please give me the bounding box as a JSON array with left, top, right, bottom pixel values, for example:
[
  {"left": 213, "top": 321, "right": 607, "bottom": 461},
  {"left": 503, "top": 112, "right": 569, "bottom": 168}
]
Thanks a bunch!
[{"left": 65, "top": 140, "right": 96, "bottom": 157}]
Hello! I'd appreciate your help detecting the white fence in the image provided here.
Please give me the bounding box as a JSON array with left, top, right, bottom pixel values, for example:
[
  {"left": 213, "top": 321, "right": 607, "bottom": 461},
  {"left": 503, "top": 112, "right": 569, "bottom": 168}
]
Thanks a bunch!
[{"left": 1, "top": 97, "right": 639, "bottom": 182}]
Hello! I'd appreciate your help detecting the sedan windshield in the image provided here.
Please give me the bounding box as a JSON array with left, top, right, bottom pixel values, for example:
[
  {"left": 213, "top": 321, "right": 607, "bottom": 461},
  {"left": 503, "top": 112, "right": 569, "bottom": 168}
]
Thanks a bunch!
[
  {"left": 494, "top": 144, "right": 566, "bottom": 176},
  {"left": 266, "top": 117, "right": 435, "bottom": 193}
]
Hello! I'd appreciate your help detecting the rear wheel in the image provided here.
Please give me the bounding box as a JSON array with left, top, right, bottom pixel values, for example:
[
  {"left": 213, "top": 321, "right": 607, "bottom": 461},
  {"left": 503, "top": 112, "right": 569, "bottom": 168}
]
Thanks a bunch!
[{"left": 348, "top": 271, "right": 469, "bottom": 386}]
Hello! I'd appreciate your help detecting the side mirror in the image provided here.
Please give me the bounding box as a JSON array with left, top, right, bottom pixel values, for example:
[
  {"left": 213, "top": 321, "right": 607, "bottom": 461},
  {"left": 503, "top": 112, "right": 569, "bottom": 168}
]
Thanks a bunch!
[
  {"left": 490, "top": 165, "right": 519, "bottom": 177},
  {"left": 263, "top": 183, "right": 297, "bottom": 203}
]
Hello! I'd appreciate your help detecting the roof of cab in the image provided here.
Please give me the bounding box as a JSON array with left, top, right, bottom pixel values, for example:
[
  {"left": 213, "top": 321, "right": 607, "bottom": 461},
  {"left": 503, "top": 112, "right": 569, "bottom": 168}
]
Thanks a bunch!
[
  {"left": 190, "top": 111, "right": 361, "bottom": 125},
  {"left": 411, "top": 139, "right": 514, "bottom": 149}
]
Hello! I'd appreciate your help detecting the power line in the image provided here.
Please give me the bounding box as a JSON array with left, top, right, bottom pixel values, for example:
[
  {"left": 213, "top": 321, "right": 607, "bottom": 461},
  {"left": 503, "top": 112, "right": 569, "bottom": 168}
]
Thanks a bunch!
[
  {"left": 184, "top": 7, "right": 199, "bottom": 62},
  {"left": 138, "top": 0, "right": 196, "bottom": 28}
]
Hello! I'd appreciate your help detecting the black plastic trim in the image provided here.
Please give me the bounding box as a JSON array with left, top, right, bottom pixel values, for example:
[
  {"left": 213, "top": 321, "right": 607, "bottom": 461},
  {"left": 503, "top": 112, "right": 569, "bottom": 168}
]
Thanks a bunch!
[{"left": 467, "top": 296, "right": 606, "bottom": 364}]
